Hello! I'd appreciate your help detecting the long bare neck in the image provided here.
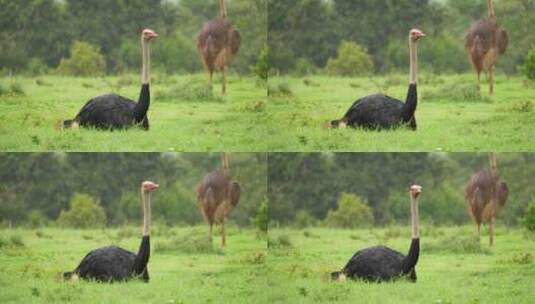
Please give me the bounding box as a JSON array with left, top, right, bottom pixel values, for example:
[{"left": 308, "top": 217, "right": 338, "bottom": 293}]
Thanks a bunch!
[
  {"left": 489, "top": 153, "right": 498, "bottom": 178},
  {"left": 142, "top": 191, "right": 151, "bottom": 236},
  {"left": 141, "top": 38, "right": 150, "bottom": 85},
  {"left": 410, "top": 195, "right": 419, "bottom": 239},
  {"left": 409, "top": 38, "right": 418, "bottom": 85},
  {"left": 220, "top": 0, "right": 227, "bottom": 19},
  {"left": 221, "top": 153, "right": 230, "bottom": 176},
  {"left": 488, "top": 0, "right": 496, "bottom": 18}
]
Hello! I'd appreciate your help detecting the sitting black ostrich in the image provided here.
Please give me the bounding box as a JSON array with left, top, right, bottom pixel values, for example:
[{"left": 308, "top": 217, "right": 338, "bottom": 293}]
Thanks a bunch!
[
  {"left": 330, "top": 29, "right": 425, "bottom": 130},
  {"left": 331, "top": 184, "right": 422, "bottom": 283},
  {"left": 63, "top": 181, "right": 159, "bottom": 282},
  {"left": 63, "top": 29, "right": 158, "bottom": 130}
]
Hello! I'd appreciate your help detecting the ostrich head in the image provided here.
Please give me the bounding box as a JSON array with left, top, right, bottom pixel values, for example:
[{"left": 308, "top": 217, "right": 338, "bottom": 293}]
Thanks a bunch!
[
  {"left": 409, "top": 184, "right": 422, "bottom": 199},
  {"left": 409, "top": 29, "right": 426, "bottom": 42},
  {"left": 142, "top": 181, "right": 159, "bottom": 193},
  {"left": 142, "top": 29, "right": 158, "bottom": 42},
  {"left": 330, "top": 271, "right": 347, "bottom": 282}
]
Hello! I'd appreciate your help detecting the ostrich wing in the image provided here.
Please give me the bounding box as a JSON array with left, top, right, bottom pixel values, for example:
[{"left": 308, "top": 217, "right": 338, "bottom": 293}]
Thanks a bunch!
[
  {"left": 76, "top": 94, "right": 137, "bottom": 129},
  {"left": 75, "top": 246, "right": 137, "bottom": 282},
  {"left": 343, "top": 246, "right": 406, "bottom": 282},
  {"left": 497, "top": 28, "right": 508, "bottom": 55},
  {"left": 344, "top": 94, "right": 405, "bottom": 129}
]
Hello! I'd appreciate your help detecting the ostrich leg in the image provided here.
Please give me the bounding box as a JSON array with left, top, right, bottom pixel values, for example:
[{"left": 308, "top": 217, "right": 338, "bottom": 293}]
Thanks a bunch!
[
  {"left": 489, "top": 65, "right": 495, "bottom": 95},
  {"left": 209, "top": 223, "right": 213, "bottom": 241},
  {"left": 489, "top": 216, "right": 495, "bottom": 246},
  {"left": 221, "top": 220, "right": 226, "bottom": 247},
  {"left": 221, "top": 66, "right": 227, "bottom": 95}
]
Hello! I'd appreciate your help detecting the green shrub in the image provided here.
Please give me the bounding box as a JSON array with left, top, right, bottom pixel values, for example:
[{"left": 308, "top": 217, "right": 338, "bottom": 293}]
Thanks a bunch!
[
  {"left": 255, "top": 199, "right": 268, "bottom": 233},
  {"left": 27, "top": 210, "right": 47, "bottom": 228},
  {"left": 158, "top": 77, "right": 220, "bottom": 102},
  {"left": 324, "top": 193, "right": 374, "bottom": 228},
  {"left": 326, "top": 41, "right": 374, "bottom": 76},
  {"left": 253, "top": 44, "right": 269, "bottom": 81},
  {"left": 9, "top": 83, "right": 25, "bottom": 95},
  {"left": 26, "top": 58, "right": 49, "bottom": 76},
  {"left": 155, "top": 230, "right": 219, "bottom": 254},
  {"left": 294, "top": 58, "right": 318, "bottom": 76},
  {"left": 57, "top": 41, "right": 106, "bottom": 76},
  {"left": 522, "top": 47, "right": 535, "bottom": 80},
  {"left": 268, "top": 234, "right": 293, "bottom": 248},
  {"left": 57, "top": 193, "right": 106, "bottom": 228},
  {"left": 522, "top": 199, "right": 535, "bottom": 231},
  {"left": 295, "top": 209, "right": 315, "bottom": 228},
  {"left": 153, "top": 32, "right": 201, "bottom": 74}
]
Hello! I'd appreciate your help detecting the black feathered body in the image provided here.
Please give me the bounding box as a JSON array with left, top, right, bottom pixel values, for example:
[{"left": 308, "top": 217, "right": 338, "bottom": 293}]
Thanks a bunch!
[
  {"left": 334, "top": 84, "right": 417, "bottom": 130},
  {"left": 67, "top": 84, "right": 150, "bottom": 130},
  {"left": 341, "top": 239, "right": 419, "bottom": 282},
  {"left": 67, "top": 236, "right": 150, "bottom": 282}
]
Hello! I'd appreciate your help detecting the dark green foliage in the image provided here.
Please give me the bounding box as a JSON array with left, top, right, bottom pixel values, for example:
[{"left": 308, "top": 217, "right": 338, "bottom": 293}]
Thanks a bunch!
[
  {"left": 324, "top": 193, "right": 374, "bottom": 228},
  {"left": 57, "top": 41, "right": 106, "bottom": 76},
  {"left": 326, "top": 41, "right": 374, "bottom": 76},
  {"left": 0, "top": 153, "right": 265, "bottom": 227},
  {"left": 269, "top": 153, "right": 535, "bottom": 226},
  {"left": 295, "top": 210, "right": 316, "bottom": 229},
  {"left": 57, "top": 193, "right": 106, "bottom": 228},
  {"left": 523, "top": 199, "right": 535, "bottom": 231},
  {"left": 269, "top": 0, "right": 535, "bottom": 74},
  {"left": 253, "top": 45, "right": 269, "bottom": 81},
  {"left": 522, "top": 48, "right": 535, "bottom": 80},
  {"left": 27, "top": 210, "right": 47, "bottom": 228},
  {"left": 0, "top": 0, "right": 265, "bottom": 74},
  {"left": 255, "top": 199, "right": 268, "bottom": 232}
]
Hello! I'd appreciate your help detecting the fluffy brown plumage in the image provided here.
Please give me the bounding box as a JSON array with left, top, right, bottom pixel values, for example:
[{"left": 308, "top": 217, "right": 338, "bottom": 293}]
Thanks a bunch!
[
  {"left": 197, "top": 163, "right": 240, "bottom": 246},
  {"left": 465, "top": 154, "right": 508, "bottom": 246},
  {"left": 197, "top": 0, "right": 241, "bottom": 95},
  {"left": 465, "top": 0, "right": 508, "bottom": 94}
]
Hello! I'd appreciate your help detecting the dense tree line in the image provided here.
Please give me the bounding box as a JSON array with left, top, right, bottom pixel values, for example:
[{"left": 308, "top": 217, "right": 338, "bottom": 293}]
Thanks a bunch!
[
  {"left": 268, "top": 0, "right": 535, "bottom": 74},
  {"left": 269, "top": 153, "right": 535, "bottom": 226},
  {"left": 0, "top": 0, "right": 266, "bottom": 74},
  {"left": 0, "top": 153, "right": 266, "bottom": 227}
]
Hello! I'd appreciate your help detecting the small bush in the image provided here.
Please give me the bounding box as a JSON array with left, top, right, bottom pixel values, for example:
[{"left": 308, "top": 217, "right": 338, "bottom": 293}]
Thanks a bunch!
[
  {"left": 522, "top": 199, "right": 535, "bottom": 231},
  {"left": 294, "top": 58, "right": 318, "bottom": 76},
  {"left": 324, "top": 193, "right": 374, "bottom": 228},
  {"left": 522, "top": 47, "right": 535, "bottom": 80},
  {"left": 26, "top": 58, "right": 49, "bottom": 76},
  {"left": 255, "top": 199, "right": 268, "bottom": 233},
  {"left": 10, "top": 83, "right": 25, "bottom": 95},
  {"left": 158, "top": 77, "right": 221, "bottom": 102},
  {"left": 253, "top": 44, "right": 269, "bottom": 81},
  {"left": 57, "top": 41, "right": 106, "bottom": 76},
  {"left": 57, "top": 193, "right": 106, "bottom": 228},
  {"left": 27, "top": 210, "right": 47, "bottom": 228},
  {"left": 425, "top": 82, "right": 490, "bottom": 103},
  {"left": 155, "top": 231, "right": 219, "bottom": 254},
  {"left": 295, "top": 210, "right": 315, "bottom": 229},
  {"left": 426, "top": 235, "right": 490, "bottom": 254},
  {"left": 326, "top": 41, "right": 374, "bottom": 76},
  {"left": 268, "top": 234, "right": 292, "bottom": 248},
  {"left": 268, "top": 83, "right": 292, "bottom": 96},
  {"left": 0, "top": 235, "right": 25, "bottom": 249}
]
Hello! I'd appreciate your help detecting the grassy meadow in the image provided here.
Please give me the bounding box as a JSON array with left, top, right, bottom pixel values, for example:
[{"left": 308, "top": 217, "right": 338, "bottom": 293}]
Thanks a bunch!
[
  {"left": 267, "top": 74, "right": 535, "bottom": 151},
  {"left": 267, "top": 226, "right": 535, "bottom": 303},
  {"left": 0, "top": 226, "right": 267, "bottom": 304},
  {"left": 0, "top": 74, "right": 267, "bottom": 152}
]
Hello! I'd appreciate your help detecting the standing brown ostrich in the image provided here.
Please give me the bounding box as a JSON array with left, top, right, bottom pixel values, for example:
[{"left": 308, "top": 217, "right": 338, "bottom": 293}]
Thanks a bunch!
[
  {"left": 465, "top": 153, "right": 509, "bottom": 246},
  {"left": 197, "top": 0, "right": 241, "bottom": 95},
  {"left": 197, "top": 153, "right": 241, "bottom": 246},
  {"left": 465, "top": 0, "right": 508, "bottom": 95}
]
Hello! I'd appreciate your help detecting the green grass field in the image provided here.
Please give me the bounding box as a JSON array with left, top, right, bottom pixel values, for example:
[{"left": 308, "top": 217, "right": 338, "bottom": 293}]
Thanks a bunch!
[
  {"left": 0, "top": 226, "right": 267, "bottom": 304},
  {"left": 267, "top": 74, "right": 535, "bottom": 151},
  {"left": 267, "top": 226, "right": 535, "bottom": 304},
  {"left": 0, "top": 74, "right": 267, "bottom": 152}
]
